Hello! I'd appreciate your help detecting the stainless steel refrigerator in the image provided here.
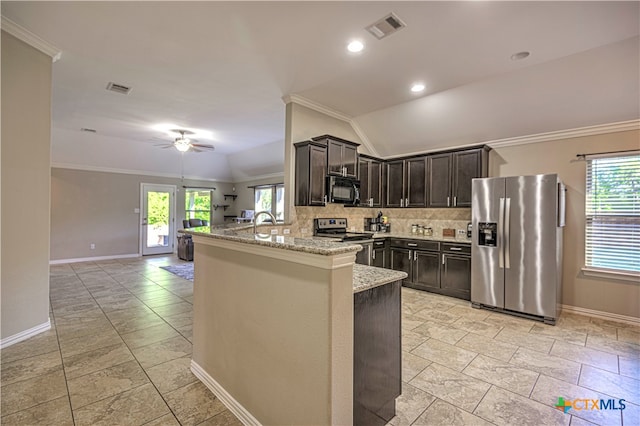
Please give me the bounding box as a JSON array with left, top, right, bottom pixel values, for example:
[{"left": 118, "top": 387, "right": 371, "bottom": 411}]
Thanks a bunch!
[{"left": 471, "top": 174, "right": 566, "bottom": 324}]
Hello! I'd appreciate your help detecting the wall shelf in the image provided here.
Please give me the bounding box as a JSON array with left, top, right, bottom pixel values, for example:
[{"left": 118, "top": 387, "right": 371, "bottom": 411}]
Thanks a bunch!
[
  {"left": 213, "top": 204, "right": 230, "bottom": 211},
  {"left": 223, "top": 194, "right": 238, "bottom": 201}
]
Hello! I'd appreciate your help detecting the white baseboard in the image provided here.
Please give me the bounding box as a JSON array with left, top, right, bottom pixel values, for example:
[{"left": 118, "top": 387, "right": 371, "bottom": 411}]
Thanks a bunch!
[
  {"left": 191, "top": 360, "right": 261, "bottom": 426},
  {"left": 1, "top": 319, "right": 51, "bottom": 349},
  {"left": 561, "top": 304, "right": 640, "bottom": 326},
  {"left": 49, "top": 253, "right": 140, "bottom": 265}
]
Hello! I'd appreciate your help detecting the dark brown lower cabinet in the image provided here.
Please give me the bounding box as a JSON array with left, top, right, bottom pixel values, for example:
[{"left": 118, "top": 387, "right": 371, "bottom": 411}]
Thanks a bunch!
[
  {"left": 354, "top": 280, "right": 401, "bottom": 426},
  {"left": 441, "top": 253, "right": 471, "bottom": 300},
  {"left": 390, "top": 246, "right": 440, "bottom": 292},
  {"left": 389, "top": 240, "right": 471, "bottom": 300}
]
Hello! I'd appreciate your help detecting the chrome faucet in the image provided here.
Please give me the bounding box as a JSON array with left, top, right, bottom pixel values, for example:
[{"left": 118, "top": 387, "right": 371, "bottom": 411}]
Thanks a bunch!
[{"left": 253, "top": 211, "right": 277, "bottom": 234}]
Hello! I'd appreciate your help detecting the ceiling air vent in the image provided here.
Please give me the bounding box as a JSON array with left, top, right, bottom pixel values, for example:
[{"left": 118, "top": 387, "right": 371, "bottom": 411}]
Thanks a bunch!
[
  {"left": 80, "top": 127, "right": 97, "bottom": 133},
  {"left": 106, "top": 82, "right": 132, "bottom": 95},
  {"left": 366, "top": 13, "right": 406, "bottom": 40}
]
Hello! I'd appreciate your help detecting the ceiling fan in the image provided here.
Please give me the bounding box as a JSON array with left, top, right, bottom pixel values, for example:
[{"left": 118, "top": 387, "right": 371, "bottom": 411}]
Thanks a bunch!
[{"left": 155, "top": 129, "right": 215, "bottom": 153}]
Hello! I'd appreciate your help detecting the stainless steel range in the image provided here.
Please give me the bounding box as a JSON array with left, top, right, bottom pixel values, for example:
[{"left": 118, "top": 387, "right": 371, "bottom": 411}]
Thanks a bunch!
[
  {"left": 313, "top": 218, "right": 373, "bottom": 241},
  {"left": 314, "top": 218, "right": 374, "bottom": 265}
]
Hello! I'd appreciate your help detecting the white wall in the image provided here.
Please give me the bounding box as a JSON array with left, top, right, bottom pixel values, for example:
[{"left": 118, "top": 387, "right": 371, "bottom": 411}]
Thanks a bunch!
[
  {"left": 490, "top": 129, "right": 639, "bottom": 319},
  {"left": 1, "top": 32, "right": 53, "bottom": 340}
]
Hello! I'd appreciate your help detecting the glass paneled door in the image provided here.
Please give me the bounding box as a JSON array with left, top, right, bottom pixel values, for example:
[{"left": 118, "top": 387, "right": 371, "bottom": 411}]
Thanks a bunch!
[{"left": 141, "top": 184, "right": 176, "bottom": 255}]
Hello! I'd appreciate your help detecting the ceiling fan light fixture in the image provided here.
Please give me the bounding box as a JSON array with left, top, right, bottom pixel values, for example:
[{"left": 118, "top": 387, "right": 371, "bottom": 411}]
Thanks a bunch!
[{"left": 174, "top": 138, "right": 191, "bottom": 152}]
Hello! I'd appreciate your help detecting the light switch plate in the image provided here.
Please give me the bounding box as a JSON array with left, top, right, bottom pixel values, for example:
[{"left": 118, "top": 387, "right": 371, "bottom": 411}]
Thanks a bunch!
[
  {"left": 283, "top": 229, "right": 290, "bottom": 234},
  {"left": 270, "top": 229, "right": 278, "bottom": 235}
]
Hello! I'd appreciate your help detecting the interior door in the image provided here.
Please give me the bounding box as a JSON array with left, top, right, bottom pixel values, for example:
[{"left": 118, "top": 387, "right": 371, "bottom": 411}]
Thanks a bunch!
[{"left": 141, "top": 184, "right": 176, "bottom": 255}]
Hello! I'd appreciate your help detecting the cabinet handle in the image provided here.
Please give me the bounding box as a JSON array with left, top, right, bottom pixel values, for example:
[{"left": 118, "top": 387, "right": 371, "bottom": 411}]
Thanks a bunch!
[
  {"left": 453, "top": 196, "right": 457, "bottom": 206},
  {"left": 370, "top": 198, "right": 373, "bottom": 207},
  {"left": 442, "top": 254, "right": 446, "bottom": 265},
  {"left": 372, "top": 250, "right": 376, "bottom": 260},
  {"left": 407, "top": 243, "right": 418, "bottom": 247},
  {"left": 323, "top": 195, "right": 327, "bottom": 206},
  {"left": 447, "top": 196, "right": 450, "bottom": 207},
  {"left": 408, "top": 250, "right": 412, "bottom": 260},
  {"left": 400, "top": 199, "right": 404, "bottom": 208},
  {"left": 414, "top": 251, "right": 417, "bottom": 261},
  {"left": 375, "top": 242, "right": 384, "bottom": 246},
  {"left": 450, "top": 247, "right": 462, "bottom": 251},
  {"left": 405, "top": 197, "right": 409, "bottom": 207}
]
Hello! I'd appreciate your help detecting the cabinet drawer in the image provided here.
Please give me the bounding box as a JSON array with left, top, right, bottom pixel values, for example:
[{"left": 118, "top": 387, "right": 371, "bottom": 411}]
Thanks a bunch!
[
  {"left": 389, "top": 239, "right": 439, "bottom": 252},
  {"left": 441, "top": 243, "right": 471, "bottom": 255}
]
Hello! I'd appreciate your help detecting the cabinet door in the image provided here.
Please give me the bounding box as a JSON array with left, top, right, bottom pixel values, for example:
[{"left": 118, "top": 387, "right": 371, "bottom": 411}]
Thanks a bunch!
[
  {"left": 441, "top": 254, "right": 471, "bottom": 299},
  {"left": 406, "top": 157, "right": 427, "bottom": 207},
  {"left": 390, "top": 248, "right": 412, "bottom": 283},
  {"left": 452, "top": 150, "right": 481, "bottom": 208},
  {"left": 428, "top": 153, "right": 452, "bottom": 208},
  {"left": 327, "top": 140, "right": 344, "bottom": 176},
  {"left": 370, "top": 160, "right": 382, "bottom": 207},
  {"left": 355, "top": 243, "right": 371, "bottom": 266},
  {"left": 343, "top": 144, "right": 358, "bottom": 178},
  {"left": 359, "top": 158, "right": 371, "bottom": 206},
  {"left": 385, "top": 160, "right": 405, "bottom": 208},
  {"left": 413, "top": 251, "right": 440, "bottom": 289},
  {"left": 309, "top": 145, "right": 327, "bottom": 206},
  {"left": 371, "top": 248, "right": 386, "bottom": 268}
]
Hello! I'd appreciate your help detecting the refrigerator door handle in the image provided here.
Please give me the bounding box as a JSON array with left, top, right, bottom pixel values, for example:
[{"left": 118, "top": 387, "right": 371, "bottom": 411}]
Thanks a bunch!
[
  {"left": 504, "top": 197, "right": 511, "bottom": 269},
  {"left": 498, "top": 197, "right": 505, "bottom": 268}
]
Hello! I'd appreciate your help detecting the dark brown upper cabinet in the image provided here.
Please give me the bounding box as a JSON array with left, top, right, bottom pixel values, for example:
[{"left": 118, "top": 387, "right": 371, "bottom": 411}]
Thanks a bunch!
[
  {"left": 359, "top": 155, "right": 383, "bottom": 207},
  {"left": 384, "top": 157, "right": 427, "bottom": 208},
  {"left": 314, "top": 135, "right": 359, "bottom": 178},
  {"left": 428, "top": 148, "right": 488, "bottom": 208},
  {"left": 294, "top": 141, "right": 327, "bottom": 206}
]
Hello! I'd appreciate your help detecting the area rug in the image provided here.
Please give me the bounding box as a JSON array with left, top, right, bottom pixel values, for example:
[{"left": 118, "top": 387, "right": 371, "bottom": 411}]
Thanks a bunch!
[{"left": 160, "top": 264, "right": 194, "bottom": 281}]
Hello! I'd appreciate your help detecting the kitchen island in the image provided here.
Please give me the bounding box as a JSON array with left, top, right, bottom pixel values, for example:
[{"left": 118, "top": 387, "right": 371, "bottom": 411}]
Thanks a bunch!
[{"left": 183, "top": 228, "right": 406, "bottom": 426}]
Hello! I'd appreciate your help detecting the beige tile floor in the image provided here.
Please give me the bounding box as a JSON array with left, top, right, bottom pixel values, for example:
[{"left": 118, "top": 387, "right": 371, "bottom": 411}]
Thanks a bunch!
[{"left": 1, "top": 255, "right": 639, "bottom": 425}]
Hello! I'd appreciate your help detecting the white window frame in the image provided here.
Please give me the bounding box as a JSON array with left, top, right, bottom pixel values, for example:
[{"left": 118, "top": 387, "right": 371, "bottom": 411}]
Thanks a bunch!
[
  {"left": 185, "top": 188, "right": 212, "bottom": 224},
  {"left": 582, "top": 152, "right": 640, "bottom": 282},
  {"left": 254, "top": 184, "right": 285, "bottom": 224}
]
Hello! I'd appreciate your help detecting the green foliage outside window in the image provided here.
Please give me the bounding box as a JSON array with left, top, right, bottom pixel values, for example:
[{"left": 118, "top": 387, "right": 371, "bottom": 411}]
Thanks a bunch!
[{"left": 147, "top": 192, "right": 169, "bottom": 228}]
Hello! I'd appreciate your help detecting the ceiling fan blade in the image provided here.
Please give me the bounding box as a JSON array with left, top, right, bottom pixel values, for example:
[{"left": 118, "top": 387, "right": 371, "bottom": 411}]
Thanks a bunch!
[
  {"left": 154, "top": 143, "right": 175, "bottom": 149},
  {"left": 190, "top": 146, "right": 204, "bottom": 153},
  {"left": 191, "top": 143, "right": 215, "bottom": 150}
]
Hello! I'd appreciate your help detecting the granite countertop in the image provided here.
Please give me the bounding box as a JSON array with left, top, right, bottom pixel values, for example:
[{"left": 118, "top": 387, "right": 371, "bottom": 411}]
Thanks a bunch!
[
  {"left": 182, "top": 227, "right": 363, "bottom": 256},
  {"left": 371, "top": 232, "right": 472, "bottom": 244},
  {"left": 353, "top": 264, "right": 407, "bottom": 293}
]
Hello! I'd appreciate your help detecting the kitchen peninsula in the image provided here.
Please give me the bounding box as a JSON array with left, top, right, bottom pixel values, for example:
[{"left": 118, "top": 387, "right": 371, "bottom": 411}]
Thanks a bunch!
[{"left": 182, "top": 227, "right": 406, "bottom": 426}]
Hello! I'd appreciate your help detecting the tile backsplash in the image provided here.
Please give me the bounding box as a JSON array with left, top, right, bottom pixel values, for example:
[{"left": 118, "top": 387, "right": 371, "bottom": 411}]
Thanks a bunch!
[{"left": 294, "top": 205, "right": 471, "bottom": 240}]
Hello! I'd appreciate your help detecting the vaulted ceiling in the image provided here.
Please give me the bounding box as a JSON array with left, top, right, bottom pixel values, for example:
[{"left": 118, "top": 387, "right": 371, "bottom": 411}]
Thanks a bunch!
[{"left": 2, "top": 1, "right": 638, "bottom": 181}]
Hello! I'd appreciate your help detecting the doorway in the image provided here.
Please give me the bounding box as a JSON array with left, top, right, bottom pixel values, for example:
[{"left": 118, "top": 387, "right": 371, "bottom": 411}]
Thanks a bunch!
[{"left": 141, "top": 183, "right": 176, "bottom": 255}]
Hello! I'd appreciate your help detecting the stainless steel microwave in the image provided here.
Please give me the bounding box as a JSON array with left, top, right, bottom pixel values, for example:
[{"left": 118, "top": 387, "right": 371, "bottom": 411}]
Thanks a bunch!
[{"left": 327, "top": 176, "right": 360, "bottom": 206}]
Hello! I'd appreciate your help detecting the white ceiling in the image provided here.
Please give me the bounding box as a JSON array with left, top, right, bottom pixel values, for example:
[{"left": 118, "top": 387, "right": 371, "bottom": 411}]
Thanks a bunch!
[{"left": 2, "top": 1, "right": 638, "bottom": 181}]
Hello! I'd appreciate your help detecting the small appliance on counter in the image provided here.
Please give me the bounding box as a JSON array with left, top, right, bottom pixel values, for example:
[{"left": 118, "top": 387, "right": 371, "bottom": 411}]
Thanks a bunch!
[{"left": 365, "top": 211, "right": 391, "bottom": 233}]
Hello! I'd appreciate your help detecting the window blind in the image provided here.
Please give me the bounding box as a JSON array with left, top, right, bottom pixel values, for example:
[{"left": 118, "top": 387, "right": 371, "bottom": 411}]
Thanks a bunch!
[{"left": 585, "top": 154, "right": 640, "bottom": 273}]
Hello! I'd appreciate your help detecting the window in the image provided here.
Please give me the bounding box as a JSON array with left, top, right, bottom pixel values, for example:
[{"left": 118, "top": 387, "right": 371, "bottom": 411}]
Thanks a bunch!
[
  {"left": 185, "top": 189, "right": 211, "bottom": 223},
  {"left": 585, "top": 153, "right": 640, "bottom": 275},
  {"left": 254, "top": 184, "right": 285, "bottom": 224}
]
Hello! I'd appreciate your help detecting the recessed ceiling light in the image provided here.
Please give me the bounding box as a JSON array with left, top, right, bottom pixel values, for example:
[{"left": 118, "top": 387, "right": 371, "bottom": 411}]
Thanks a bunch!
[
  {"left": 347, "top": 40, "right": 364, "bottom": 53},
  {"left": 510, "top": 51, "right": 530, "bottom": 61},
  {"left": 411, "top": 83, "right": 425, "bottom": 93}
]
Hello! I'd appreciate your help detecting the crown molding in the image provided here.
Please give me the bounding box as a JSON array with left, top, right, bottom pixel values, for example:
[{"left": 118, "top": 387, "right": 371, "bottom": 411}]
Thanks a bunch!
[
  {"left": 232, "top": 172, "right": 284, "bottom": 183},
  {"left": 1, "top": 16, "right": 62, "bottom": 62},
  {"left": 50, "top": 162, "right": 229, "bottom": 182},
  {"left": 487, "top": 119, "right": 640, "bottom": 149},
  {"left": 282, "top": 94, "right": 380, "bottom": 157},
  {"left": 282, "top": 94, "right": 352, "bottom": 122}
]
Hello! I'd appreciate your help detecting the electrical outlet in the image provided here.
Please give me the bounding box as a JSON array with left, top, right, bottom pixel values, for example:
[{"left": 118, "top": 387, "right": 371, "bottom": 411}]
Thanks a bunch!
[
  {"left": 350, "top": 226, "right": 355, "bottom": 232},
  {"left": 301, "top": 228, "right": 308, "bottom": 234},
  {"left": 270, "top": 229, "right": 278, "bottom": 235},
  {"left": 458, "top": 229, "right": 466, "bottom": 234},
  {"left": 283, "top": 229, "right": 290, "bottom": 235},
  {"left": 90, "top": 243, "right": 95, "bottom": 250}
]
